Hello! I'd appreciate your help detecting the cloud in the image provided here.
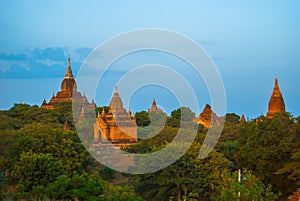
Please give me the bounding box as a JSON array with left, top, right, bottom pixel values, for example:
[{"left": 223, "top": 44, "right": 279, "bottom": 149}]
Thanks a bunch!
[{"left": 0, "top": 47, "right": 93, "bottom": 79}]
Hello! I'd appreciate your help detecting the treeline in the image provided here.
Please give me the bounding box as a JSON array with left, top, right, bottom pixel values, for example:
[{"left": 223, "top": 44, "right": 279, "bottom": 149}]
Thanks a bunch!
[
  {"left": 128, "top": 109, "right": 300, "bottom": 200},
  {"left": 0, "top": 104, "right": 300, "bottom": 200},
  {"left": 0, "top": 103, "right": 143, "bottom": 200}
]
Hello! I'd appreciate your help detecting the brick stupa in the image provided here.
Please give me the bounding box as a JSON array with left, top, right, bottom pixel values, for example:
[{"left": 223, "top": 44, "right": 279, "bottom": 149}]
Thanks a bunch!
[{"left": 266, "top": 78, "right": 285, "bottom": 118}]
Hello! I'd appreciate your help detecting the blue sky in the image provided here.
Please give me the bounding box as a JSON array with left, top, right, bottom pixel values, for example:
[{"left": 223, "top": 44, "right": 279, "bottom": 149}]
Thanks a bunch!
[{"left": 0, "top": 0, "right": 300, "bottom": 118}]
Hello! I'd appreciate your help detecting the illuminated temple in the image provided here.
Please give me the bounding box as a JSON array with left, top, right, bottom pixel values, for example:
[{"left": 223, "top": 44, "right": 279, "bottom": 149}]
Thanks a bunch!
[
  {"left": 93, "top": 86, "right": 137, "bottom": 145},
  {"left": 193, "top": 104, "right": 220, "bottom": 128},
  {"left": 41, "top": 58, "right": 95, "bottom": 109}
]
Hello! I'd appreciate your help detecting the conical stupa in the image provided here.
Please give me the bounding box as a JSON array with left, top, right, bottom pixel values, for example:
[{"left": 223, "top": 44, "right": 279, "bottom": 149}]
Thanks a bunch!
[{"left": 266, "top": 78, "right": 285, "bottom": 118}]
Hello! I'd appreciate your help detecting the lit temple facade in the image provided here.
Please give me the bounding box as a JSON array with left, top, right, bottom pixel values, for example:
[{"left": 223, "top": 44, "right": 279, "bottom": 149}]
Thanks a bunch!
[
  {"left": 41, "top": 58, "right": 95, "bottom": 109},
  {"left": 93, "top": 86, "right": 138, "bottom": 145},
  {"left": 266, "top": 78, "right": 286, "bottom": 118}
]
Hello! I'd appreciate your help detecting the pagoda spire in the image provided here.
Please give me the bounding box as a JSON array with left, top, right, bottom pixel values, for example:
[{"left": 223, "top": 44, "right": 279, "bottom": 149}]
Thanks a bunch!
[
  {"left": 152, "top": 98, "right": 156, "bottom": 106},
  {"left": 240, "top": 113, "right": 246, "bottom": 123},
  {"left": 114, "top": 85, "right": 119, "bottom": 94},
  {"left": 266, "top": 78, "right": 286, "bottom": 118},
  {"left": 271, "top": 78, "right": 281, "bottom": 97},
  {"left": 64, "top": 57, "right": 74, "bottom": 78}
]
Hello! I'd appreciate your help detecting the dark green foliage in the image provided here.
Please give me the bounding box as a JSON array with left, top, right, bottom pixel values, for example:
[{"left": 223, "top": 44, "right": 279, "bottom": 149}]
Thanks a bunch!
[
  {"left": 170, "top": 107, "right": 195, "bottom": 122},
  {"left": 0, "top": 114, "right": 22, "bottom": 130},
  {"left": 131, "top": 143, "right": 232, "bottom": 201},
  {"left": 12, "top": 151, "right": 66, "bottom": 190},
  {"left": 236, "top": 113, "right": 298, "bottom": 196},
  {"left": 165, "top": 116, "right": 181, "bottom": 127},
  {"left": 100, "top": 167, "right": 116, "bottom": 180},
  {"left": 0, "top": 102, "right": 299, "bottom": 200},
  {"left": 9, "top": 123, "right": 93, "bottom": 175},
  {"left": 135, "top": 110, "right": 151, "bottom": 127},
  {"left": 95, "top": 106, "right": 109, "bottom": 116},
  {"left": 225, "top": 113, "right": 241, "bottom": 124},
  {"left": 0, "top": 103, "right": 143, "bottom": 200},
  {"left": 212, "top": 169, "right": 281, "bottom": 201},
  {"left": 0, "top": 172, "right": 7, "bottom": 199}
]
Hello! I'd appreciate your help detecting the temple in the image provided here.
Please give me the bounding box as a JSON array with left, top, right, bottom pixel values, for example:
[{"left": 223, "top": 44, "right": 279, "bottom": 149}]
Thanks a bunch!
[
  {"left": 266, "top": 78, "right": 286, "bottom": 118},
  {"left": 41, "top": 58, "right": 95, "bottom": 109},
  {"left": 148, "top": 99, "right": 163, "bottom": 113},
  {"left": 240, "top": 113, "right": 246, "bottom": 123},
  {"left": 93, "top": 86, "right": 137, "bottom": 145},
  {"left": 193, "top": 104, "right": 220, "bottom": 128}
]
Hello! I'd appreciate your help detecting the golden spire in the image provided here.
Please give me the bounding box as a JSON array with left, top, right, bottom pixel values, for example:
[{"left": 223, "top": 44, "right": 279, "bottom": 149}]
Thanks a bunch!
[
  {"left": 271, "top": 78, "right": 281, "bottom": 97},
  {"left": 64, "top": 57, "right": 74, "bottom": 78}
]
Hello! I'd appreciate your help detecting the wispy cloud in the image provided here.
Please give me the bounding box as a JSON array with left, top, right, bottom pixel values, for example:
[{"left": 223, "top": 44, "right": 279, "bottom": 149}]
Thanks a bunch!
[{"left": 0, "top": 47, "right": 92, "bottom": 78}]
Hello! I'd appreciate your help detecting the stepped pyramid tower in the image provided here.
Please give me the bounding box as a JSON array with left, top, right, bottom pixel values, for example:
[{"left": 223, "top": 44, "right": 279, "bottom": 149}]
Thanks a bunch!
[
  {"left": 266, "top": 78, "right": 285, "bottom": 118},
  {"left": 42, "top": 57, "right": 95, "bottom": 109},
  {"left": 93, "top": 86, "right": 137, "bottom": 145}
]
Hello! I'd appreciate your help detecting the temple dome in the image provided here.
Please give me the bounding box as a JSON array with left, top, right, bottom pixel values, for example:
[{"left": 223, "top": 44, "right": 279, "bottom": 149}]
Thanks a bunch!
[
  {"left": 61, "top": 57, "right": 77, "bottom": 92},
  {"left": 61, "top": 78, "right": 77, "bottom": 92}
]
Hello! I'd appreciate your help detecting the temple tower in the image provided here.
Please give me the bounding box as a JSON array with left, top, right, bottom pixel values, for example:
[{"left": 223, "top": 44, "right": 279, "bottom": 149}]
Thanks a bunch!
[
  {"left": 148, "top": 99, "right": 163, "bottom": 113},
  {"left": 94, "top": 86, "right": 137, "bottom": 145},
  {"left": 266, "top": 78, "right": 285, "bottom": 118},
  {"left": 41, "top": 57, "right": 93, "bottom": 109},
  {"left": 193, "top": 104, "right": 220, "bottom": 128}
]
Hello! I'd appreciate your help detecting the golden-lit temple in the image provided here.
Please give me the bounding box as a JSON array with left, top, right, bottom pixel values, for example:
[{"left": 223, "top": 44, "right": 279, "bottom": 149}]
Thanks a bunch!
[
  {"left": 193, "top": 104, "right": 220, "bottom": 128},
  {"left": 93, "top": 86, "right": 137, "bottom": 145},
  {"left": 41, "top": 58, "right": 95, "bottom": 109},
  {"left": 266, "top": 78, "right": 286, "bottom": 118}
]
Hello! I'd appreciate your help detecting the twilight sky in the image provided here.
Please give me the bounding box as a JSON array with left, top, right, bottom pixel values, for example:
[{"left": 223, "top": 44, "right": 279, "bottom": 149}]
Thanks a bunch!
[{"left": 0, "top": 0, "right": 300, "bottom": 118}]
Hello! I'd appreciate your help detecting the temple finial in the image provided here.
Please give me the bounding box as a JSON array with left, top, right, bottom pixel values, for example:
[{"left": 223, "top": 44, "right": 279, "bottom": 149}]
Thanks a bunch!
[
  {"left": 65, "top": 57, "right": 74, "bottom": 78},
  {"left": 114, "top": 86, "right": 118, "bottom": 94},
  {"left": 68, "top": 57, "right": 70, "bottom": 67},
  {"left": 153, "top": 98, "right": 156, "bottom": 105},
  {"left": 42, "top": 98, "right": 47, "bottom": 105}
]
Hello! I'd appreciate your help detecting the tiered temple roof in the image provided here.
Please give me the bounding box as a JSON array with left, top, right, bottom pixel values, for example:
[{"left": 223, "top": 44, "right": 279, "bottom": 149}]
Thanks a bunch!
[
  {"left": 41, "top": 58, "right": 94, "bottom": 109},
  {"left": 93, "top": 86, "right": 137, "bottom": 145}
]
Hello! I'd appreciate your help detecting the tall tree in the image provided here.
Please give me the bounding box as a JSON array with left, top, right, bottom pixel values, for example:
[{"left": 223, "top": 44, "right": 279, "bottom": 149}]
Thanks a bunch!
[
  {"left": 211, "top": 169, "right": 281, "bottom": 201},
  {"left": 12, "top": 151, "right": 65, "bottom": 190},
  {"left": 236, "top": 113, "right": 297, "bottom": 196}
]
